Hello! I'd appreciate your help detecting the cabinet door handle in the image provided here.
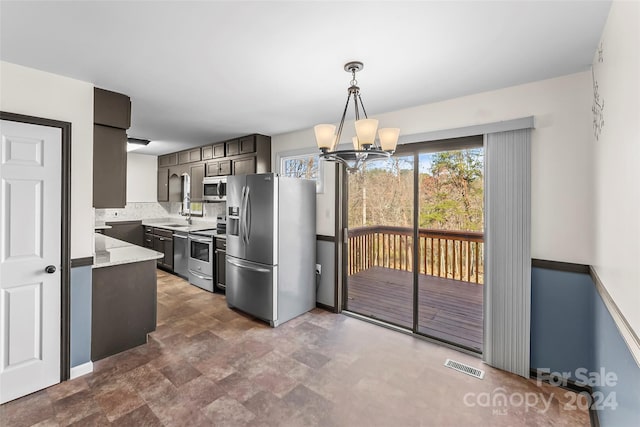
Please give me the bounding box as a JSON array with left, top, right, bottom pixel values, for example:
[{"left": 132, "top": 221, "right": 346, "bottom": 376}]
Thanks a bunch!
[{"left": 159, "top": 237, "right": 165, "bottom": 241}]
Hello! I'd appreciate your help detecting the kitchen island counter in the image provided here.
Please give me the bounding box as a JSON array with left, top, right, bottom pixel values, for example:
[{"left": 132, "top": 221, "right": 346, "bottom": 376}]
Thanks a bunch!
[
  {"left": 93, "top": 233, "right": 163, "bottom": 268},
  {"left": 92, "top": 233, "right": 161, "bottom": 361}
]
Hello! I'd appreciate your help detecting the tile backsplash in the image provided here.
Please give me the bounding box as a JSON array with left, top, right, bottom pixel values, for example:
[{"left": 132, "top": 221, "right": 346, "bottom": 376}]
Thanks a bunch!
[{"left": 95, "top": 202, "right": 225, "bottom": 222}]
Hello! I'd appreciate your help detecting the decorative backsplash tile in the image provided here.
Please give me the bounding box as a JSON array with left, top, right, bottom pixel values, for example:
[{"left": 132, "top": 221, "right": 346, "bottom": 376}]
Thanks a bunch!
[{"left": 95, "top": 202, "right": 225, "bottom": 222}]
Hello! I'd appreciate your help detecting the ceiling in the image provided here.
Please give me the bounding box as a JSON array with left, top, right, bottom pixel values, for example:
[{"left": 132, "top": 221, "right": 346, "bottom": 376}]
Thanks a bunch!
[{"left": 1, "top": 1, "right": 611, "bottom": 155}]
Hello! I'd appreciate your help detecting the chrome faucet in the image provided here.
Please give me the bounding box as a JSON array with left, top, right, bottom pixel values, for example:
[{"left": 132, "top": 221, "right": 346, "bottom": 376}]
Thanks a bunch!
[
  {"left": 180, "top": 172, "right": 192, "bottom": 225},
  {"left": 181, "top": 195, "right": 192, "bottom": 225}
]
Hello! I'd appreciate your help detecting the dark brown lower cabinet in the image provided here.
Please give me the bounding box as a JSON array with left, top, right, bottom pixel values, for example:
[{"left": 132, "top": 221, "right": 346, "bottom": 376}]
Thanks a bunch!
[
  {"left": 143, "top": 232, "right": 153, "bottom": 249},
  {"left": 153, "top": 229, "right": 174, "bottom": 271},
  {"left": 143, "top": 226, "right": 174, "bottom": 271},
  {"left": 215, "top": 237, "right": 226, "bottom": 292},
  {"left": 104, "top": 220, "right": 143, "bottom": 246},
  {"left": 91, "top": 260, "right": 157, "bottom": 361}
]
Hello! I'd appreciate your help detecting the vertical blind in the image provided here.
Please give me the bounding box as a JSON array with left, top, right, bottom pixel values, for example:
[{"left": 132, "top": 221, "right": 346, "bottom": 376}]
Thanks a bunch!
[{"left": 483, "top": 129, "right": 532, "bottom": 378}]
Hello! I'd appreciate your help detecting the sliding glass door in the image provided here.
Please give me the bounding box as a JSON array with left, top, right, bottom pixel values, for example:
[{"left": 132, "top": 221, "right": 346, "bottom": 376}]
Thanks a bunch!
[
  {"left": 345, "top": 155, "right": 414, "bottom": 329},
  {"left": 344, "top": 140, "right": 484, "bottom": 352},
  {"left": 416, "top": 148, "right": 484, "bottom": 352}
]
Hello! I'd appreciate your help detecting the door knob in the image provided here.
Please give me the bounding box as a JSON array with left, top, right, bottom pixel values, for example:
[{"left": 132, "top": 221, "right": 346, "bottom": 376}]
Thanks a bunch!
[{"left": 45, "top": 265, "right": 56, "bottom": 274}]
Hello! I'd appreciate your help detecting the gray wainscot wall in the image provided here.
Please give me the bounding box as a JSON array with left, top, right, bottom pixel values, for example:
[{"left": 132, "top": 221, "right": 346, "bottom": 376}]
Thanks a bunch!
[
  {"left": 530, "top": 262, "right": 640, "bottom": 426},
  {"left": 316, "top": 238, "right": 336, "bottom": 309},
  {"left": 70, "top": 263, "right": 92, "bottom": 370}
]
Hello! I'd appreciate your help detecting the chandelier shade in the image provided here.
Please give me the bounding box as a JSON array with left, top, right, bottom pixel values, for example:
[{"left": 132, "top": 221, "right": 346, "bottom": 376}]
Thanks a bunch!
[
  {"left": 378, "top": 128, "right": 400, "bottom": 152},
  {"left": 314, "top": 124, "right": 336, "bottom": 151},
  {"left": 314, "top": 61, "right": 399, "bottom": 172},
  {"left": 354, "top": 119, "right": 379, "bottom": 147}
]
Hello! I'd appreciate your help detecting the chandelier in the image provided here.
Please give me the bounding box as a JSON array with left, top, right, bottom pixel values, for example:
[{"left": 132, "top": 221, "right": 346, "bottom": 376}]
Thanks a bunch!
[{"left": 314, "top": 61, "right": 399, "bottom": 172}]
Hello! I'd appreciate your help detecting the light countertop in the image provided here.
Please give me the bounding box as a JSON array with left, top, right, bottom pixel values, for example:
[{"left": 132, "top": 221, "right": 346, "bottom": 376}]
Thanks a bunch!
[
  {"left": 141, "top": 219, "right": 217, "bottom": 233},
  {"left": 93, "top": 233, "right": 163, "bottom": 269}
]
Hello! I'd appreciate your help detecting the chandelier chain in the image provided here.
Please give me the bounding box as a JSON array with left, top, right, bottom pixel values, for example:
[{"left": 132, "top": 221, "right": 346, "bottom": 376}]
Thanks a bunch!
[{"left": 350, "top": 68, "right": 358, "bottom": 87}]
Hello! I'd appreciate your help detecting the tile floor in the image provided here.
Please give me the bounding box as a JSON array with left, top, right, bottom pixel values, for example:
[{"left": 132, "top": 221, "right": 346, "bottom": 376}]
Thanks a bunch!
[{"left": 1, "top": 270, "right": 590, "bottom": 426}]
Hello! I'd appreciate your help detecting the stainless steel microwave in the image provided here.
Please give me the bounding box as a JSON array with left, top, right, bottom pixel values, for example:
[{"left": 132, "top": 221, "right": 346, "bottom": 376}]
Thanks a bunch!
[{"left": 202, "top": 176, "right": 226, "bottom": 202}]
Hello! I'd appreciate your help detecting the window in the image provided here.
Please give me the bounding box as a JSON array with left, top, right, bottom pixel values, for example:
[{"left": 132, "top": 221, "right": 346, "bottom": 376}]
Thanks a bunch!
[{"left": 278, "top": 151, "right": 324, "bottom": 193}]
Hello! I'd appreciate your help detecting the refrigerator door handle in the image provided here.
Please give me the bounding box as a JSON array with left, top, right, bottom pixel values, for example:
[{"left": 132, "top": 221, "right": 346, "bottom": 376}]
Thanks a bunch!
[
  {"left": 227, "top": 258, "right": 271, "bottom": 273},
  {"left": 240, "top": 185, "right": 247, "bottom": 244},
  {"left": 245, "top": 186, "right": 251, "bottom": 243}
]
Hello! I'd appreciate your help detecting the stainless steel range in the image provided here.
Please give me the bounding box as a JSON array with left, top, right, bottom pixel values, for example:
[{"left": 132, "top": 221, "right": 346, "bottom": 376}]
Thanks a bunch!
[{"left": 188, "top": 229, "right": 217, "bottom": 292}]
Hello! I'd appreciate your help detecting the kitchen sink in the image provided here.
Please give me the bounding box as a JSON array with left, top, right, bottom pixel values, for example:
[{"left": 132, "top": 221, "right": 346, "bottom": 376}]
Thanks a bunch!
[{"left": 163, "top": 224, "right": 189, "bottom": 228}]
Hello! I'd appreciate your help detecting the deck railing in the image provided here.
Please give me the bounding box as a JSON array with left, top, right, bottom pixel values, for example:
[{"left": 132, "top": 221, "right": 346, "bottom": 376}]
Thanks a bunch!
[{"left": 348, "top": 226, "right": 484, "bottom": 284}]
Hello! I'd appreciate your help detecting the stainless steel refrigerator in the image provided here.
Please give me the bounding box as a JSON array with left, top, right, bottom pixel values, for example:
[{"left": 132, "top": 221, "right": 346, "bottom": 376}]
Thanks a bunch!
[{"left": 226, "top": 173, "right": 316, "bottom": 327}]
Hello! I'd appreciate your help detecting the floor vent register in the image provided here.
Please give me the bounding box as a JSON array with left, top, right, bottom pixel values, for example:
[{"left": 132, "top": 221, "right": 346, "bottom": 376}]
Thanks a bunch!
[{"left": 444, "top": 358, "right": 485, "bottom": 379}]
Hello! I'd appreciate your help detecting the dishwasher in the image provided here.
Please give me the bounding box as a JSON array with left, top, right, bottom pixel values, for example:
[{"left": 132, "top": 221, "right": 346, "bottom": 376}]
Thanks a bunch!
[{"left": 173, "top": 231, "right": 189, "bottom": 279}]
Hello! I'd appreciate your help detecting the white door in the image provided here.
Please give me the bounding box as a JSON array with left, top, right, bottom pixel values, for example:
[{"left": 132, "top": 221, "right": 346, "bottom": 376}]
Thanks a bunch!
[{"left": 0, "top": 120, "right": 62, "bottom": 404}]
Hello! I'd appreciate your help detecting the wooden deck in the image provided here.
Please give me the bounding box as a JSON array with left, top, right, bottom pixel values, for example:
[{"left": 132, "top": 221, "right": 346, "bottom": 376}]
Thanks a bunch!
[{"left": 347, "top": 266, "right": 483, "bottom": 352}]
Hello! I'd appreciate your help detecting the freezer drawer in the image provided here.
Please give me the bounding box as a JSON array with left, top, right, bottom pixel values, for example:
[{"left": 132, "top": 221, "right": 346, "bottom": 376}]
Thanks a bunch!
[{"left": 226, "top": 255, "right": 277, "bottom": 323}]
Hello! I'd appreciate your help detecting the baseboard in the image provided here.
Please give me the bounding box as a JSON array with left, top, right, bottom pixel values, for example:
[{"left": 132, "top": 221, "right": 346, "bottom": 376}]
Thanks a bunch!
[
  {"left": 529, "top": 368, "right": 599, "bottom": 427},
  {"left": 315, "top": 301, "right": 337, "bottom": 313},
  {"left": 70, "top": 361, "right": 93, "bottom": 379}
]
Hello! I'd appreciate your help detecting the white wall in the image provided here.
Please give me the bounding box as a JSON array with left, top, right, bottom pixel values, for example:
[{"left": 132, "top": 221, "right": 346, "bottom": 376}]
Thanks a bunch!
[
  {"left": 592, "top": 1, "right": 640, "bottom": 338},
  {"left": 272, "top": 71, "right": 594, "bottom": 264},
  {"left": 126, "top": 152, "right": 157, "bottom": 202},
  {"left": 1, "top": 61, "right": 94, "bottom": 259}
]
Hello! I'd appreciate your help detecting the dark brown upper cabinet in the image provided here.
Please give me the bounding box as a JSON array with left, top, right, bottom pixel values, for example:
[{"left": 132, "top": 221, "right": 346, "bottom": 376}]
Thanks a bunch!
[
  {"left": 203, "top": 143, "right": 225, "bottom": 161},
  {"left": 205, "top": 160, "right": 231, "bottom": 177},
  {"left": 159, "top": 153, "right": 178, "bottom": 167},
  {"left": 157, "top": 168, "right": 169, "bottom": 202},
  {"left": 93, "top": 124, "right": 127, "bottom": 208},
  {"left": 201, "top": 145, "right": 213, "bottom": 160},
  {"left": 190, "top": 163, "right": 205, "bottom": 202},
  {"left": 225, "top": 138, "right": 239, "bottom": 156},
  {"left": 156, "top": 135, "right": 270, "bottom": 199},
  {"left": 238, "top": 135, "right": 256, "bottom": 154},
  {"left": 94, "top": 88, "right": 131, "bottom": 129},
  {"left": 93, "top": 87, "right": 131, "bottom": 209},
  {"left": 213, "top": 143, "right": 225, "bottom": 158},
  {"left": 232, "top": 157, "right": 256, "bottom": 176},
  {"left": 179, "top": 148, "right": 201, "bottom": 164},
  {"left": 227, "top": 135, "right": 256, "bottom": 157}
]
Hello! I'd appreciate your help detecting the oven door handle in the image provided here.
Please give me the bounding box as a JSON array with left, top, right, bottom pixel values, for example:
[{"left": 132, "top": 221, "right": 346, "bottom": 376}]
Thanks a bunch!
[
  {"left": 188, "top": 270, "right": 212, "bottom": 280},
  {"left": 189, "top": 237, "right": 211, "bottom": 244}
]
